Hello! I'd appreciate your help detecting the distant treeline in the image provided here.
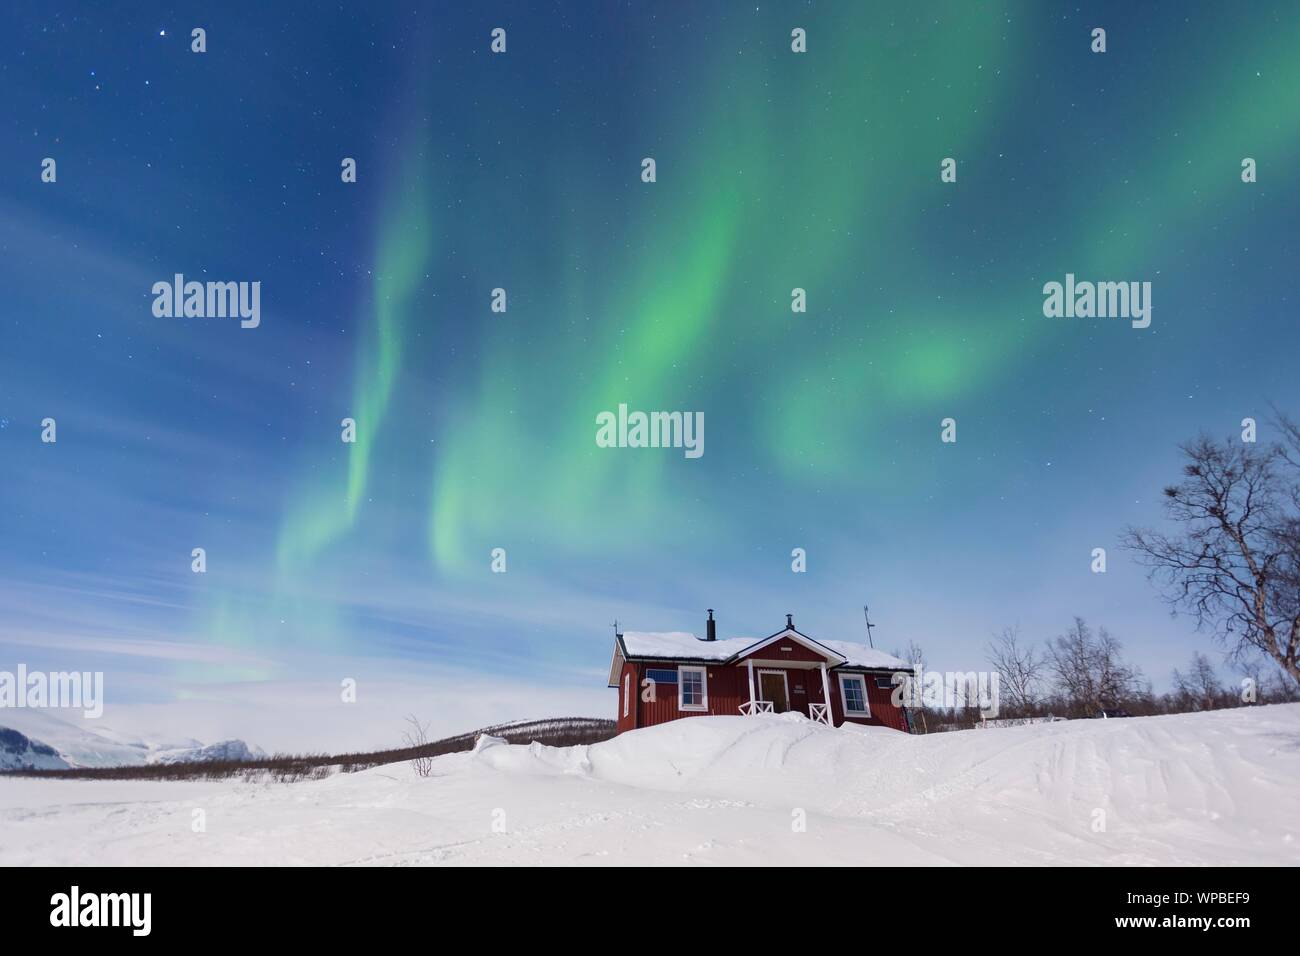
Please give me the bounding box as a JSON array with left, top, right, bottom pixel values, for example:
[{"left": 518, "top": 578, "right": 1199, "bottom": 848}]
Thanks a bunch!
[
  {"left": 911, "top": 415, "right": 1300, "bottom": 734},
  {"left": 897, "top": 619, "right": 1300, "bottom": 734},
  {"left": 0, "top": 717, "right": 616, "bottom": 783}
]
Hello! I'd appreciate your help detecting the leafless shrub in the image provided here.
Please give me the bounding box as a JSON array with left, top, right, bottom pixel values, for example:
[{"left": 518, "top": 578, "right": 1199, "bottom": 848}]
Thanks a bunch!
[{"left": 403, "top": 714, "right": 434, "bottom": 777}]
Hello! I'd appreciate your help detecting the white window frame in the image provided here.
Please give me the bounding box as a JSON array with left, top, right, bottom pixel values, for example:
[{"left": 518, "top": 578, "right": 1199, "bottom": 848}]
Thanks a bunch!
[
  {"left": 678, "top": 665, "right": 708, "bottom": 712},
  {"left": 838, "top": 672, "right": 870, "bottom": 716},
  {"left": 623, "top": 673, "right": 630, "bottom": 718}
]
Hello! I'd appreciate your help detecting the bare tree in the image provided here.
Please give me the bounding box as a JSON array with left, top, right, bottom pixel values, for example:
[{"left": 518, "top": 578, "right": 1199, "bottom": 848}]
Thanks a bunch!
[
  {"left": 1124, "top": 429, "right": 1300, "bottom": 687},
  {"left": 1270, "top": 411, "right": 1300, "bottom": 653},
  {"left": 985, "top": 624, "right": 1046, "bottom": 713},
  {"left": 1232, "top": 650, "right": 1300, "bottom": 706},
  {"left": 402, "top": 714, "right": 434, "bottom": 778},
  {"left": 1171, "top": 667, "right": 1197, "bottom": 711},
  {"left": 890, "top": 641, "right": 929, "bottom": 733},
  {"left": 1044, "top": 618, "right": 1142, "bottom": 716},
  {"left": 1171, "top": 652, "right": 1224, "bottom": 712},
  {"left": 892, "top": 640, "right": 926, "bottom": 672}
]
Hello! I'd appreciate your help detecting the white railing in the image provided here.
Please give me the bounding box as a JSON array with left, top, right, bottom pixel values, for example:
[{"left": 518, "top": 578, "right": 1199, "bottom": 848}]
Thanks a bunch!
[
  {"left": 738, "top": 700, "right": 775, "bottom": 716},
  {"left": 808, "top": 702, "right": 831, "bottom": 725}
]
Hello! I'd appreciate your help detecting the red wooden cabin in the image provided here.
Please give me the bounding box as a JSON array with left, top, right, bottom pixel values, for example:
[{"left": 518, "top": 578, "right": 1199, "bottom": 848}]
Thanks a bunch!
[{"left": 608, "top": 611, "right": 913, "bottom": 734}]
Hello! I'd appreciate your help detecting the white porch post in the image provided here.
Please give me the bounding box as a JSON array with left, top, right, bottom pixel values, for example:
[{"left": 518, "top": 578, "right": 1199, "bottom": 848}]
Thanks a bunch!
[
  {"left": 747, "top": 658, "right": 756, "bottom": 705},
  {"left": 820, "top": 662, "right": 833, "bottom": 725}
]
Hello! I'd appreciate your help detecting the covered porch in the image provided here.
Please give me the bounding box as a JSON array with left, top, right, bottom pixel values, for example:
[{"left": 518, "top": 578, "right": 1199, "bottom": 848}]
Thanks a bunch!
[{"left": 733, "top": 629, "right": 847, "bottom": 725}]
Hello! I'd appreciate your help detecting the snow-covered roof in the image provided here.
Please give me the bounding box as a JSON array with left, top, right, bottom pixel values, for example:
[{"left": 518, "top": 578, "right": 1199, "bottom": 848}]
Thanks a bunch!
[
  {"left": 617, "top": 629, "right": 913, "bottom": 672},
  {"left": 818, "top": 640, "right": 912, "bottom": 671},
  {"left": 619, "top": 631, "right": 754, "bottom": 661}
]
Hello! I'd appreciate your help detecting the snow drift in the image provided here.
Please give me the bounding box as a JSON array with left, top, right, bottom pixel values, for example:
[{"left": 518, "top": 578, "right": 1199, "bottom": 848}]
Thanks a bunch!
[{"left": 1, "top": 704, "right": 1297, "bottom": 866}]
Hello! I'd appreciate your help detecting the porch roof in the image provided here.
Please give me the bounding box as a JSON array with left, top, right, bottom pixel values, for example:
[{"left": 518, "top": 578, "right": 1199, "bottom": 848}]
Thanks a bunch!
[{"left": 615, "top": 628, "right": 912, "bottom": 672}]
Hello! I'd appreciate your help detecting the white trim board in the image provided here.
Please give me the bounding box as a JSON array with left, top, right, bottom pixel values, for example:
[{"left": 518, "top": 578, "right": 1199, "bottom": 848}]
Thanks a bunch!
[
  {"left": 678, "top": 664, "right": 709, "bottom": 712},
  {"left": 735, "top": 629, "right": 848, "bottom": 665},
  {"left": 838, "top": 672, "right": 871, "bottom": 717}
]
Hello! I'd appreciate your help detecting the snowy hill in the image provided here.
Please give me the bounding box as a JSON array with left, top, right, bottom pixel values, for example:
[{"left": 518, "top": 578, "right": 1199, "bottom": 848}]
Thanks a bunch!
[
  {"left": 153, "top": 739, "right": 266, "bottom": 765},
  {"left": 1, "top": 703, "right": 1297, "bottom": 866},
  {"left": 0, "top": 727, "right": 70, "bottom": 771},
  {"left": 0, "top": 710, "right": 261, "bottom": 769}
]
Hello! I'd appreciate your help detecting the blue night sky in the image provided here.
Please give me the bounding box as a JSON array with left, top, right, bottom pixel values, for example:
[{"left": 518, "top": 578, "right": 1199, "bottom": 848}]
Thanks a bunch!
[{"left": 1, "top": 2, "right": 1297, "bottom": 747}]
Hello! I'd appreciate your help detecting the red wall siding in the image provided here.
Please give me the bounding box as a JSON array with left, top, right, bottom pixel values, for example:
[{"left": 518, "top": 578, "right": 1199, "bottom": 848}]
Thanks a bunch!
[
  {"left": 867, "top": 675, "right": 909, "bottom": 731},
  {"left": 638, "top": 662, "right": 744, "bottom": 725},
  {"left": 745, "top": 641, "right": 826, "bottom": 664},
  {"left": 616, "top": 661, "right": 911, "bottom": 734},
  {"left": 829, "top": 670, "right": 909, "bottom": 731},
  {"left": 788, "top": 668, "right": 812, "bottom": 710}
]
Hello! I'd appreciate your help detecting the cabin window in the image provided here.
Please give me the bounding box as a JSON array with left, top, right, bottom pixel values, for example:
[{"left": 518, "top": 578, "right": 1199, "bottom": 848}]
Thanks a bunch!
[
  {"left": 623, "top": 673, "right": 630, "bottom": 718},
  {"left": 678, "top": 665, "right": 708, "bottom": 712},
  {"left": 839, "top": 674, "right": 869, "bottom": 716},
  {"left": 645, "top": 668, "right": 678, "bottom": 684},
  {"left": 875, "top": 676, "right": 894, "bottom": 689}
]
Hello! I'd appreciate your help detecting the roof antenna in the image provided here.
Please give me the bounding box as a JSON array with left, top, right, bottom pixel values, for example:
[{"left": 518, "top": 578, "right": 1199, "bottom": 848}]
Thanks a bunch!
[
  {"left": 611, "top": 618, "right": 621, "bottom": 638},
  {"left": 863, "top": 604, "right": 876, "bottom": 648}
]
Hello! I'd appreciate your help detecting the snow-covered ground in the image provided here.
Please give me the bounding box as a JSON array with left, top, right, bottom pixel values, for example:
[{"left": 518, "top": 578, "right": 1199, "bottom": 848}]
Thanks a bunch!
[{"left": 2, "top": 704, "right": 1297, "bottom": 866}]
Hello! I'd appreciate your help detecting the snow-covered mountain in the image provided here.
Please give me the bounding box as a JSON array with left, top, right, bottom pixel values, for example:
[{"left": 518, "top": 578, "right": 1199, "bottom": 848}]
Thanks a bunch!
[
  {"left": 0, "top": 710, "right": 262, "bottom": 769},
  {"left": 0, "top": 727, "right": 70, "bottom": 770},
  {"left": 153, "top": 739, "right": 266, "bottom": 765}
]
